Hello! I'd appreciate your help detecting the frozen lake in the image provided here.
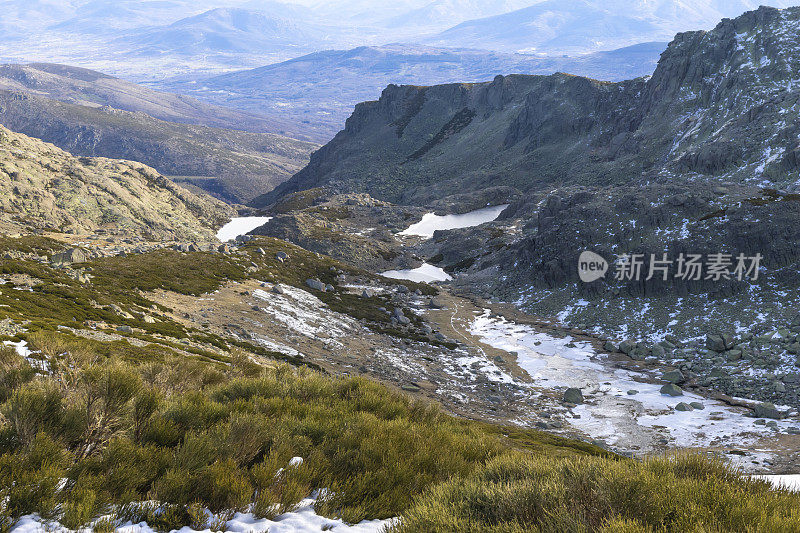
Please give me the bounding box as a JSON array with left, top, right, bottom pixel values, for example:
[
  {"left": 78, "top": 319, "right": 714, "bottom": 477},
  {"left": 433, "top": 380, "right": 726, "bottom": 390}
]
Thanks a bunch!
[
  {"left": 399, "top": 204, "right": 509, "bottom": 238},
  {"left": 469, "top": 310, "right": 796, "bottom": 453},
  {"left": 381, "top": 263, "right": 452, "bottom": 283},
  {"left": 216, "top": 217, "right": 272, "bottom": 242}
]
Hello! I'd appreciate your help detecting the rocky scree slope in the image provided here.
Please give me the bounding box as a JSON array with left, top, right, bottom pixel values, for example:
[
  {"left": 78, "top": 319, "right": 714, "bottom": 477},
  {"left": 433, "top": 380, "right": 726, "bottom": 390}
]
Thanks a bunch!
[
  {"left": 0, "top": 125, "right": 234, "bottom": 239},
  {"left": 0, "top": 89, "right": 317, "bottom": 204},
  {"left": 262, "top": 6, "right": 800, "bottom": 207}
]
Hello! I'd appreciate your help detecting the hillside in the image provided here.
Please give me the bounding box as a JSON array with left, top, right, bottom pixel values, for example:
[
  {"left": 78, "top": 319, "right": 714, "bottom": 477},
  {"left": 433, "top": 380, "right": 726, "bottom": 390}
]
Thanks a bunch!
[
  {"left": 0, "top": 125, "right": 234, "bottom": 239},
  {"left": 262, "top": 6, "right": 800, "bottom": 206},
  {"left": 116, "top": 7, "right": 321, "bottom": 58},
  {"left": 170, "top": 42, "right": 666, "bottom": 141},
  {"left": 0, "top": 90, "right": 317, "bottom": 204},
  {"left": 0, "top": 63, "right": 305, "bottom": 137}
]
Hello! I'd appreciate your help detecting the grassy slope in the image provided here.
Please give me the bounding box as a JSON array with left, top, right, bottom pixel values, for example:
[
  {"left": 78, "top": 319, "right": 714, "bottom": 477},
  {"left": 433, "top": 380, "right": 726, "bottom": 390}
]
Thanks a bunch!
[{"left": 0, "top": 236, "right": 798, "bottom": 532}]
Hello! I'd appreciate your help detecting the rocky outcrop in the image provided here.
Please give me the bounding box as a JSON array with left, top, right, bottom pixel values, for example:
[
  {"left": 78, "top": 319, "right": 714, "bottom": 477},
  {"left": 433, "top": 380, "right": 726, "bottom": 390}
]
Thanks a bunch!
[{"left": 0, "top": 125, "right": 234, "bottom": 240}]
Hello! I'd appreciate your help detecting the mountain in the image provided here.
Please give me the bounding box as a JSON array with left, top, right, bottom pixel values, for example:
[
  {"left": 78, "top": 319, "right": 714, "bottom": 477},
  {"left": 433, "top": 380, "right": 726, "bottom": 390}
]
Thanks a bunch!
[
  {"left": 383, "top": 0, "right": 536, "bottom": 30},
  {"left": 261, "top": 6, "right": 800, "bottom": 206},
  {"left": 116, "top": 7, "right": 320, "bottom": 58},
  {"left": 0, "top": 0, "right": 79, "bottom": 39},
  {"left": 0, "top": 63, "right": 305, "bottom": 137},
  {"left": 424, "top": 0, "right": 800, "bottom": 54},
  {"left": 0, "top": 90, "right": 318, "bottom": 204},
  {"left": 168, "top": 42, "right": 666, "bottom": 141},
  {"left": 0, "top": 124, "right": 234, "bottom": 239}
]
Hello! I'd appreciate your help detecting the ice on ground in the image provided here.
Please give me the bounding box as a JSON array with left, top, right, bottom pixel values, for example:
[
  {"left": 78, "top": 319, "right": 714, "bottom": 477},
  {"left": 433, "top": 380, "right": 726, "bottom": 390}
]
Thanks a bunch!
[
  {"left": 754, "top": 474, "right": 800, "bottom": 492},
  {"left": 469, "top": 310, "right": 796, "bottom": 452},
  {"left": 216, "top": 217, "right": 272, "bottom": 242},
  {"left": 11, "top": 498, "right": 395, "bottom": 533},
  {"left": 252, "top": 285, "right": 358, "bottom": 342},
  {"left": 399, "top": 205, "right": 509, "bottom": 238},
  {"left": 381, "top": 263, "right": 452, "bottom": 283}
]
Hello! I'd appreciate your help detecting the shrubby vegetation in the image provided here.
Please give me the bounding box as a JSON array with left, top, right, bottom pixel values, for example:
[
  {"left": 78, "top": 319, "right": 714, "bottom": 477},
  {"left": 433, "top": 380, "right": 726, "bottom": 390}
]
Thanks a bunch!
[
  {"left": 393, "top": 454, "right": 800, "bottom": 532},
  {"left": 1, "top": 236, "right": 799, "bottom": 532},
  {"left": 0, "top": 339, "right": 604, "bottom": 531},
  {"left": 2, "top": 337, "right": 798, "bottom": 532}
]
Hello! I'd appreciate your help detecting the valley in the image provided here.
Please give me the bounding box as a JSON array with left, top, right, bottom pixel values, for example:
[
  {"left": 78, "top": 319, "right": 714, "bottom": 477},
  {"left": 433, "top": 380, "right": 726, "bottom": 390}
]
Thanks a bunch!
[{"left": 2, "top": 2, "right": 800, "bottom": 532}]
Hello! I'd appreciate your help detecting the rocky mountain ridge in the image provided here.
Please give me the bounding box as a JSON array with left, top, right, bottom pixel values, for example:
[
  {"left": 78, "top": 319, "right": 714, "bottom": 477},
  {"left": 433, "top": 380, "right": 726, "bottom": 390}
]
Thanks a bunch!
[
  {"left": 262, "top": 6, "right": 800, "bottom": 207},
  {"left": 165, "top": 42, "right": 666, "bottom": 141}
]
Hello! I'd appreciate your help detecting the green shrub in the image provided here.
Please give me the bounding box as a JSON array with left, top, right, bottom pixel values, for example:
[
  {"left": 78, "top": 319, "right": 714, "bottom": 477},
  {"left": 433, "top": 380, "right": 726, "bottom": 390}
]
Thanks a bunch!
[
  {"left": 0, "top": 347, "right": 36, "bottom": 402},
  {"left": 61, "top": 482, "right": 102, "bottom": 530},
  {"left": 1, "top": 383, "right": 66, "bottom": 446},
  {"left": 392, "top": 454, "right": 800, "bottom": 532}
]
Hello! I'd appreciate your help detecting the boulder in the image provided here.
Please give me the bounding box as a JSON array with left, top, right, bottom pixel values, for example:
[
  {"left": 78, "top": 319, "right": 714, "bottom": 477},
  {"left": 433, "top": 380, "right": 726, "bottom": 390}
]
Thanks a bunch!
[
  {"left": 276, "top": 251, "right": 289, "bottom": 263},
  {"left": 562, "top": 388, "right": 584, "bottom": 405},
  {"left": 619, "top": 339, "right": 637, "bottom": 355},
  {"left": 690, "top": 402, "right": 705, "bottom": 410},
  {"left": 675, "top": 402, "right": 693, "bottom": 411},
  {"left": 661, "top": 370, "right": 685, "bottom": 384},
  {"left": 603, "top": 341, "right": 618, "bottom": 352},
  {"left": 660, "top": 383, "right": 683, "bottom": 397},
  {"left": 753, "top": 402, "right": 783, "bottom": 420},
  {"left": 305, "top": 279, "right": 326, "bottom": 292},
  {"left": 651, "top": 344, "right": 666, "bottom": 358},
  {"left": 707, "top": 333, "right": 735, "bottom": 352},
  {"left": 51, "top": 247, "right": 87, "bottom": 264},
  {"left": 429, "top": 298, "right": 446, "bottom": 309}
]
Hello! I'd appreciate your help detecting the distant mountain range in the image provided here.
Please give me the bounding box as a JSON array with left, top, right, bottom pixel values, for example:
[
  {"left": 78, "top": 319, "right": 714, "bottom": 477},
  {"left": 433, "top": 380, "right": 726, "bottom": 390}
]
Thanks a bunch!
[
  {"left": 0, "top": 63, "right": 302, "bottom": 136},
  {"left": 1, "top": 0, "right": 796, "bottom": 81},
  {"left": 423, "top": 0, "right": 800, "bottom": 53},
  {"left": 164, "top": 42, "right": 667, "bottom": 140},
  {"left": 115, "top": 7, "right": 323, "bottom": 60}
]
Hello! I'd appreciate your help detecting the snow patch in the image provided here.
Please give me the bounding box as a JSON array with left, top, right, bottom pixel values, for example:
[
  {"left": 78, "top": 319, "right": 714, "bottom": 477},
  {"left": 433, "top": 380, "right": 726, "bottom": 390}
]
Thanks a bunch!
[
  {"left": 216, "top": 217, "right": 272, "bottom": 242},
  {"left": 381, "top": 263, "right": 452, "bottom": 283},
  {"left": 399, "top": 205, "right": 508, "bottom": 238}
]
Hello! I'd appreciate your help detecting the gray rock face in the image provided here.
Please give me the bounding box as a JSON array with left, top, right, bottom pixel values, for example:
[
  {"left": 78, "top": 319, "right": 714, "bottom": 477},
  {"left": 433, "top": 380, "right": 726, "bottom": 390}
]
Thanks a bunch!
[
  {"left": 264, "top": 7, "right": 800, "bottom": 208},
  {"left": 563, "top": 387, "right": 584, "bottom": 404}
]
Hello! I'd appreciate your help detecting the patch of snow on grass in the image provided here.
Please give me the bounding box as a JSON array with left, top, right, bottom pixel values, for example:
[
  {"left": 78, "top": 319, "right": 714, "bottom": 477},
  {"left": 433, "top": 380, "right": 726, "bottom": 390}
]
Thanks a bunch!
[
  {"left": 11, "top": 498, "right": 395, "bottom": 533},
  {"left": 252, "top": 286, "right": 357, "bottom": 340},
  {"left": 753, "top": 474, "right": 800, "bottom": 492}
]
